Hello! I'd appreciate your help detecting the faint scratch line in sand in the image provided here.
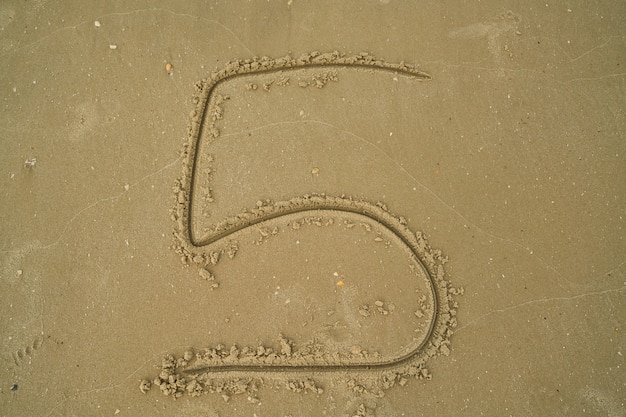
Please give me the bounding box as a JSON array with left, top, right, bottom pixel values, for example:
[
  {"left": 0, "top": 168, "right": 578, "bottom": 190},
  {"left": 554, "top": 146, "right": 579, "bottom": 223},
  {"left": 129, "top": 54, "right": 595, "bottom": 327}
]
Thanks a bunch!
[
  {"left": 39, "top": 158, "right": 181, "bottom": 250},
  {"left": 565, "top": 72, "right": 626, "bottom": 83},
  {"left": 455, "top": 284, "right": 626, "bottom": 333},
  {"left": 568, "top": 35, "right": 625, "bottom": 62},
  {"left": 422, "top": 35, "right": 626, "bottom": 84},
  {"left": 219, "top": 118, "right": 583, "bottom": 290},
  {"left": 0, "top": 158, "right": 180, "bottom": 255},
  {"left": 0, "top": 7, "right": 254, "bottom": 58}
]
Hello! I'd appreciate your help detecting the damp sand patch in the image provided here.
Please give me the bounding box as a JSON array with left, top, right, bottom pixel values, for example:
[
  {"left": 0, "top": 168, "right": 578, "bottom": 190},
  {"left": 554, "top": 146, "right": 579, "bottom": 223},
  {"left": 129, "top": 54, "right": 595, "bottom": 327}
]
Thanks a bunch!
[{"left": 143, "top": 52, "right": 462, "bottom": 403}]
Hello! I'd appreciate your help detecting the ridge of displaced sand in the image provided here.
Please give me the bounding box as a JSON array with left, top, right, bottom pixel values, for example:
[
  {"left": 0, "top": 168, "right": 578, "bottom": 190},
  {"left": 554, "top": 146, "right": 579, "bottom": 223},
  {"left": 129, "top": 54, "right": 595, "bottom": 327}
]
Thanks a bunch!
[
  {"left": 147, "top": 52, "right": 462, "bottom": 400},
  {"left": 171, "top": 51, "right": 431, "bottom": 260}
]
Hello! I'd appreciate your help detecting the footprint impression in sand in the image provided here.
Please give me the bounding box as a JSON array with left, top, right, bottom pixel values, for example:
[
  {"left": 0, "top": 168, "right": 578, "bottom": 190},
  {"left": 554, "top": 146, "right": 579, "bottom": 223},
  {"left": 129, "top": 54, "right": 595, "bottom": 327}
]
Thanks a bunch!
[
  {"left": 149, "top": 52, "right": 461, "bottom": 398},
  {"left": 0, "top": 242, "right": 45, "bottom": 368}
]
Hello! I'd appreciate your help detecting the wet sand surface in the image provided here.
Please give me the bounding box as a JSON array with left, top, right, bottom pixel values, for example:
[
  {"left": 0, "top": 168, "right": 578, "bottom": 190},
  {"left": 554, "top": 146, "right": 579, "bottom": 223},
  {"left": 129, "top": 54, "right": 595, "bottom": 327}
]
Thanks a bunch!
[{"left": 1, "top": 1, "right": 625, "bottom": 416}]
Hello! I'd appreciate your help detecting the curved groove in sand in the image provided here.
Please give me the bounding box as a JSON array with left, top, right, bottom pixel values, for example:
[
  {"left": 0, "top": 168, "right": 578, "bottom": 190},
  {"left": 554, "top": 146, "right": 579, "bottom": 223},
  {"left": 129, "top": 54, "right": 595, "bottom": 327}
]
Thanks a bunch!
[
  {"left": 185, "top": 203, "right": 440, "bottom": 374},
  {"left": 175, "top": 53, "right": 448, "bottom": 373}
]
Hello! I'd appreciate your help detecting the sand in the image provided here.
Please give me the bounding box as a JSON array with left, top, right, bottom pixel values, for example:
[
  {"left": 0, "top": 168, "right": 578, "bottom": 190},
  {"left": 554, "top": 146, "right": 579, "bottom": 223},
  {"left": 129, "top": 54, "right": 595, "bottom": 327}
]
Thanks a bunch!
[
  {"left": 1, "top": 2, "right": 624, "bottom": 416},
  {"left": 149, "top": 52, "right": 461, "bottom": 403}
]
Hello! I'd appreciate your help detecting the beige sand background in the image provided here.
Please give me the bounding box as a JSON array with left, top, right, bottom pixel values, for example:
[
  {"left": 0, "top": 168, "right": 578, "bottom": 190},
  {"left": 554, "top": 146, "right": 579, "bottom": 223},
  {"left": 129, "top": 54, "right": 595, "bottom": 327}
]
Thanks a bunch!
[{"left": 1, "top": 1, "right": 625, "bottom": 416}]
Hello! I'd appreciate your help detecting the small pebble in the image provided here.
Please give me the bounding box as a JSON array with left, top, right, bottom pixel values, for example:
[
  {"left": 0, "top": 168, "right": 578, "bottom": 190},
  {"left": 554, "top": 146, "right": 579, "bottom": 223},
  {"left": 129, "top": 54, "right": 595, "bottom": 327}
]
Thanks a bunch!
[
  {"left": 109, "top": 44, "right": 117, "bottom": 50},
  {"left": 94, "top": 20, "right": 101, "bottom": 27},
  {"left": 165, "top": 63, "right": 173, "bottom": 72}
]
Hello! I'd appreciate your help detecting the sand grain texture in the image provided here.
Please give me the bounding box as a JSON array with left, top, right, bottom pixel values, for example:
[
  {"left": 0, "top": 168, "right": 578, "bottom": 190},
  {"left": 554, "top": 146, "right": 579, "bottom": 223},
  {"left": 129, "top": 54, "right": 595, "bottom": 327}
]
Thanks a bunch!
[{"left": 1, "top": 1, "right": 624, "bottom": 416}]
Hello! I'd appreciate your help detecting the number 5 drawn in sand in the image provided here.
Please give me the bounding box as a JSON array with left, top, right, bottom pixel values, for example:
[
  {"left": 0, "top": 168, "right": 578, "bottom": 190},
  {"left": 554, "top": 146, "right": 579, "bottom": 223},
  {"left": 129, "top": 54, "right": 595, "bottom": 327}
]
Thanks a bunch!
[{"left": 167, "top": 52, "right": 460, "bottom": 375}]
